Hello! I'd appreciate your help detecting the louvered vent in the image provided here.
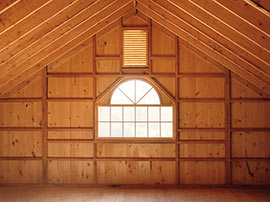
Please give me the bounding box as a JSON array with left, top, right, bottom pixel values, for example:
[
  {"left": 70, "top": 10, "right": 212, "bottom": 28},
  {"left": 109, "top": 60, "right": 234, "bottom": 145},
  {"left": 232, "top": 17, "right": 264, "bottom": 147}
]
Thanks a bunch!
[{"left": 123, "top": 30, "right": 147, "bottom": 67}]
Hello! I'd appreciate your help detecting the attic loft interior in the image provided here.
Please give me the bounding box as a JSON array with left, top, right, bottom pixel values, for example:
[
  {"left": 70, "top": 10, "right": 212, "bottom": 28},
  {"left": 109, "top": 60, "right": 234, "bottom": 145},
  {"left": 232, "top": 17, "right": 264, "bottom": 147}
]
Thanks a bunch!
[{"left": 0, "top": 0, "right": 269, "bottom": 201}]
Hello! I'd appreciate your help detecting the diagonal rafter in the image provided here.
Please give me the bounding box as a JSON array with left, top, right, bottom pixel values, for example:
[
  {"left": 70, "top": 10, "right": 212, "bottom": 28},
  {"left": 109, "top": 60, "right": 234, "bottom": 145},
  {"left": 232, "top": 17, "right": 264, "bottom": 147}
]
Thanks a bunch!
[
  {"left": 0, "top": 0, "right": 98, "bottom": 67},
  {"left": 215, "top": 0, "right": 270, "bottom": 35},
  {"left": 0, "top": 0, "right": 131, "bottom": 77},
  {"left": 0, "top": 0, "right": 112, "bottom": 75},
  {"left": 0, "top": 0, "right": 21, "bottom": 14},
  {"left": 0, "top": 0, "right": 50, "bottom": 33},
  {"left": 152, "top": 0, "right": 269, "bottom": 76},
  {"left": 190, "top": 0, "right": 270, "bottom": 51},
  {"left": 0, "top": 0, "right": 134, "bottom": 97},
  {"left": 136, "top": 0, "right": 270, "bottom": 95},
  {"left": 166, "top": 0, "right": 270, "bottom": 70}
]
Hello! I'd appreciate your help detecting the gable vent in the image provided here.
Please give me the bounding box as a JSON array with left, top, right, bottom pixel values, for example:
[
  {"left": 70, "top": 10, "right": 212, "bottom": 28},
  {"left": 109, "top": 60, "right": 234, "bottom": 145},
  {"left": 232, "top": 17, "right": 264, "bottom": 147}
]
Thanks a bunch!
[{"left": 123, "top": 30, "right": 147, "bottom": 67}]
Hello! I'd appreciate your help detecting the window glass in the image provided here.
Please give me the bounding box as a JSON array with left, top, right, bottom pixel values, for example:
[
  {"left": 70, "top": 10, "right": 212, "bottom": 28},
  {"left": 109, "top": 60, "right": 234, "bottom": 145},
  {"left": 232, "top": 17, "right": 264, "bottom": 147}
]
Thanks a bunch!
[{"left": 98, "top": 80, "right": 173, "bottom": 138}]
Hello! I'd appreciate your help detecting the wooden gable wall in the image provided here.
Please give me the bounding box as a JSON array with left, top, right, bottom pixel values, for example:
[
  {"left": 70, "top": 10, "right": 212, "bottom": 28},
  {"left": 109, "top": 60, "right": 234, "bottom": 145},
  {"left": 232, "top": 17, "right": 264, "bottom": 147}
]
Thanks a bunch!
[{"left": 0, "top": 14, "right": 269, "bottom": 185}]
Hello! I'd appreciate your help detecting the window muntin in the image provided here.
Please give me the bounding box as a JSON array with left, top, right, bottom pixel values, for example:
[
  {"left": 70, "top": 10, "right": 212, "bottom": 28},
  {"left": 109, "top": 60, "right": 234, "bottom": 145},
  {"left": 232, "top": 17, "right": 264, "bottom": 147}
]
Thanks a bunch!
[
  {"left": 97, "top": 80, "right": 173, "bottom": 138},
  {"left": 111, "top": 80, "right": 160, "bottom": 105},
  {"left": 123, "top": 30, "right": 147, "bottom": 67}
]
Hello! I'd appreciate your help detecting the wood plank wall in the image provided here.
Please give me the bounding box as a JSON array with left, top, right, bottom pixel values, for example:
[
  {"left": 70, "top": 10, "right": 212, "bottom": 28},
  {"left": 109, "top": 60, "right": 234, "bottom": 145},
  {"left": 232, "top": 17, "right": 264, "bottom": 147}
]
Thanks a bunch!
[{"left": 0, "top": 14, "right": 269, "bottom": 185}]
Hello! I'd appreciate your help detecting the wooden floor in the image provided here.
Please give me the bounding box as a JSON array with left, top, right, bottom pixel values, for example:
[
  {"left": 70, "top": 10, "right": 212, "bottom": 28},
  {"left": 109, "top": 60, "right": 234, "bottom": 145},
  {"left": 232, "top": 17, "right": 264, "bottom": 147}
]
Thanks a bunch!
[{"left": 0, "top": 186, "right": 270, "bottom": 202}]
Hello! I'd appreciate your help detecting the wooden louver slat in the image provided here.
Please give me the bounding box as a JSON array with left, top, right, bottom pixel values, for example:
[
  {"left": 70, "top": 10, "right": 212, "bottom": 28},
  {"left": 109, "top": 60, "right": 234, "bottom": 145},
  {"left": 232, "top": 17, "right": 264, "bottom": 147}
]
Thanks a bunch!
[{"left": 123, "top": 30, "right": 147, "bottom": 67}]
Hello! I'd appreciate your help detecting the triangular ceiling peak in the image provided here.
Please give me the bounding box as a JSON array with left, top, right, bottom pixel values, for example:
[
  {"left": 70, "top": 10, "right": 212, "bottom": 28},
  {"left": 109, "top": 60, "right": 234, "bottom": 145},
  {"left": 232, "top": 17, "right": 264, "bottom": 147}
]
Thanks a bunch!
[{"left": 0, "top": 0, "right": 270, "bottom": 97}]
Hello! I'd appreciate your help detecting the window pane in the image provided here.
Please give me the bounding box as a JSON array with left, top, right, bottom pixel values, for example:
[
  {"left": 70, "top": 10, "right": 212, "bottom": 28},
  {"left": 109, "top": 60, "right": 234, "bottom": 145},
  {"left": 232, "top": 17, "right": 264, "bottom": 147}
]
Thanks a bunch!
[
  {"left": 124, "top": 107, "right": 135, "bottom": 121},
  {"left": 149, "top": 123, "right": 160, "bottom": 137},
  {"left": 136, "top": 107, "right": 147, "bottom": 121},
  {"left": 148, "top": 107, "right": 160, "bottom": 121},
  {"left": 161, "top": 123, "right": 173, "bottom": 138},
  {"left": 136, "top": 123, "right": 147, "bottom": 137},
  {"left": 137, "top": 88, "right": 160, "bottom": 105},
  {"left": 111, "top": 107, "right": 122, "bottom": 121},
  {"left": 111, "top": 88, "right": 133, "bottom": 104},
  {"left": 119, "top": 80, "right": 135, "bottom": 103},
  {"left": 111, "top": 123, "right": 122, "bottom": 137},
  {"left": 98, "top": 107, "right": 110, "bottom": 121},
  {"left": 124, "top": 123, "right": 135, "bottom": 137},
  {"left": 98, "top": 122, "right": 110, "bottom": 137},
  {"left": 136, "top": 80, "right": 152, "bottom": 103},
  {"left": 161, "top": 107, "right": 173, "bottom": 121}
]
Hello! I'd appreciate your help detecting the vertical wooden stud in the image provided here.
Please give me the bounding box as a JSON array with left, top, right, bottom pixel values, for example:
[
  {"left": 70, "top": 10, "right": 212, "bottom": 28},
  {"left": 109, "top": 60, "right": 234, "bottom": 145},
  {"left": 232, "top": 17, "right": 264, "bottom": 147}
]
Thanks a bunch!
[
  {"left": 148, "top": 19, "right": 152, "bottom": 75},
  {"left": 175, "top": 36, "right": 180, "bottom": 185},
  {"left": 120, "top": 18, "right": 123, "bottom": 75},
  {"left": 93, "top": 35, "right": 97, "bottom": 185},
  {"left": 224, "top": 68, "right": 231, "bottom": 184},
  {"left": 42, "top": 67, "right": 48, "bottom": 183}
]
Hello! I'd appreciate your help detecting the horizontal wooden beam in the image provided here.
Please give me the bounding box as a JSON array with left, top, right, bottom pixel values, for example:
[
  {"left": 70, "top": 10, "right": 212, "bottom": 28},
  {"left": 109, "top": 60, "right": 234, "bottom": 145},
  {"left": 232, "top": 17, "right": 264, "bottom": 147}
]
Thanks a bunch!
[
  {"left": 0, "top": 127, "right": 42, "bottom": 131},
  {"left": 178, "top": 98, "right": 225, "bottom": 102},
  {"left": 178, "top": 73, "right": 225, "bottom": 78},
  {"left": 178, "top": 128, "right": 225, "bottom": 132},
  {"left": 179, "top": 158, "right": 225, "bottom": 161},
  {"left": 47, "top": 127, "right": 93, "bottom": 131},
  {"left": 47, "top": 73, "right": 93, "bottom": 78},
  {"left": 96, "top": 157, "right": 176, "bottom": 161},
  {"left": 0, "top": 98, "right": 42, "bottom": 102},
  {"left": 47, "top": 98, "right": 93, "bottom": 102},
  {"left": 178, "top": 140, "right": 225, "bottom": 144}
]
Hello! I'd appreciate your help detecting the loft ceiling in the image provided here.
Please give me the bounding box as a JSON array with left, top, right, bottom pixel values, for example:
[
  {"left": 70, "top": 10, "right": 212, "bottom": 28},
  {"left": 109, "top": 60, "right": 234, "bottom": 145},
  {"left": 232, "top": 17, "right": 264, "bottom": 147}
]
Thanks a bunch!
[{"left": 0, "top": 0, "right": 269, "bottom": 97}]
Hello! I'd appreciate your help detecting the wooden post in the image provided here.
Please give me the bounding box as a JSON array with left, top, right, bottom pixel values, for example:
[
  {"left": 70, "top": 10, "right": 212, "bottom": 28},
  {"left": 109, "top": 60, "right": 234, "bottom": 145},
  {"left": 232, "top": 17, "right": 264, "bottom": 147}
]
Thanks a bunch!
[
  {"left": 93, "top": 35, "right": 97, "bottom": 185},
  {"left": 148, "top": 19, "right": 152, "bottom": 75},
  {"left": 224, "top": 69, "right": 231, "bottom": 184},
  {"left": 42, "top": 67, "right": 48, "bottom": 184},
  {"left": 175, "top": 36, "right": 179, "bottom": 185}
]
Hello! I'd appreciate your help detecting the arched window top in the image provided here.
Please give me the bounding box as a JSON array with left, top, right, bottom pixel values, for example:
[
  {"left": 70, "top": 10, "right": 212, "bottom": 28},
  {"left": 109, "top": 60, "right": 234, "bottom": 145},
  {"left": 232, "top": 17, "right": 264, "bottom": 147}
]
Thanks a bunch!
[{"left": 111, "top": 80, "right": 160, "bottom": 105}]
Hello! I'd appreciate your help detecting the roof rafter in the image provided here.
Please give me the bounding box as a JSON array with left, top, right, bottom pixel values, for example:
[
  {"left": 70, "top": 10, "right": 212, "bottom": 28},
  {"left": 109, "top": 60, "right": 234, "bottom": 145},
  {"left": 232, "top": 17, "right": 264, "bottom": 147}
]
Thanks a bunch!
[
  {"left": 190, "top": 0, "right": 269, "bottom": 51},
  {"left": 0, "top": 0, "right": 91, "bottom": 63},
  {"left": 215, "top": 0, "right": 270, "bottom": 34},
  {"left": 0, "top": 0, "right": 134, "bottom": 96},
  {"left": 166, "top": 0, "right": 270, "bottom": 71},
  {"left": 153, "top": 0, "right": 269, "bottom": 76},
  {"left": 0, "top": 0, "right": 20, "bottom": 14},
  {"left": 136, "top": 0, "right": 270, "bottom": 95},
  {"left": 0, "top": 0, "right": 50, "bottom": 33}
]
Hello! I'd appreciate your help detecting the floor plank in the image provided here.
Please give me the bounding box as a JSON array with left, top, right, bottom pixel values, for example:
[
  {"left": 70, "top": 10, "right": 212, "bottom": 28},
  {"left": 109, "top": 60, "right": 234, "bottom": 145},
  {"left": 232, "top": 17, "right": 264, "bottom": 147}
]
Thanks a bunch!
[{"left": 0, "top": 186, "right": 269, "bottom": 202}]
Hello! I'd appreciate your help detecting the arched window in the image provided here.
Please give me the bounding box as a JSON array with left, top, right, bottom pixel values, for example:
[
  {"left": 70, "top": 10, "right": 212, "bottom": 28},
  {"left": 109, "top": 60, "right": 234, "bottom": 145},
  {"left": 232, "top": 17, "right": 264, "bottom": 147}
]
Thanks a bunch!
[{"left": 97, "top": 79, "right": 173, "bottom": 138}]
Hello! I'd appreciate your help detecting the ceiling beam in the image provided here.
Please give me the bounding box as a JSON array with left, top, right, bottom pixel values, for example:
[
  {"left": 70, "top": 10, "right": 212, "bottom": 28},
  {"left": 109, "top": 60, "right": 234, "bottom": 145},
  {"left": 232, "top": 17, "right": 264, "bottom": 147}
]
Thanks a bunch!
[
  {"left": 250, "top": 0, "right": 270, "bottom": 13},
  {"left": 215, "top": 0, "right": 270, "bottom": 34},
  {"left": 153, "top": 0, "right": 269, "bottom": 76},
  {"left": 166, "top": 0, "right": 270, "bottom": 69},
  {"left": 0, "top": 0, "right": 20, "bottom": 14},
  {"left": 0, "top": 0, "right": 50, "bottom": 33},
  {"left": 0, "top": 0, "right": 120, "bottom": 76},
  {"left": 0, "top": 0, "right": 85, "bottom": 60},
  {"left": 136, "top": 0, "right": 270, "bottom": 95},
  {"left": 190, "top": 0, "right": 270, "bottom": 51},
  {"left": 0, "top": 1, "right": 134, "bottom": 96}
]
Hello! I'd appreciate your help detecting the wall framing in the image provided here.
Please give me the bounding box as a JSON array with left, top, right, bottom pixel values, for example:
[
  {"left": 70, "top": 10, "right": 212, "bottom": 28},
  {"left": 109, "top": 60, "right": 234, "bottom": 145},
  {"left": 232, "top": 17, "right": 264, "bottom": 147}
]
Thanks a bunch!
[{"left": 0, "top": 13, "right": 269, "bottom": 186}]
